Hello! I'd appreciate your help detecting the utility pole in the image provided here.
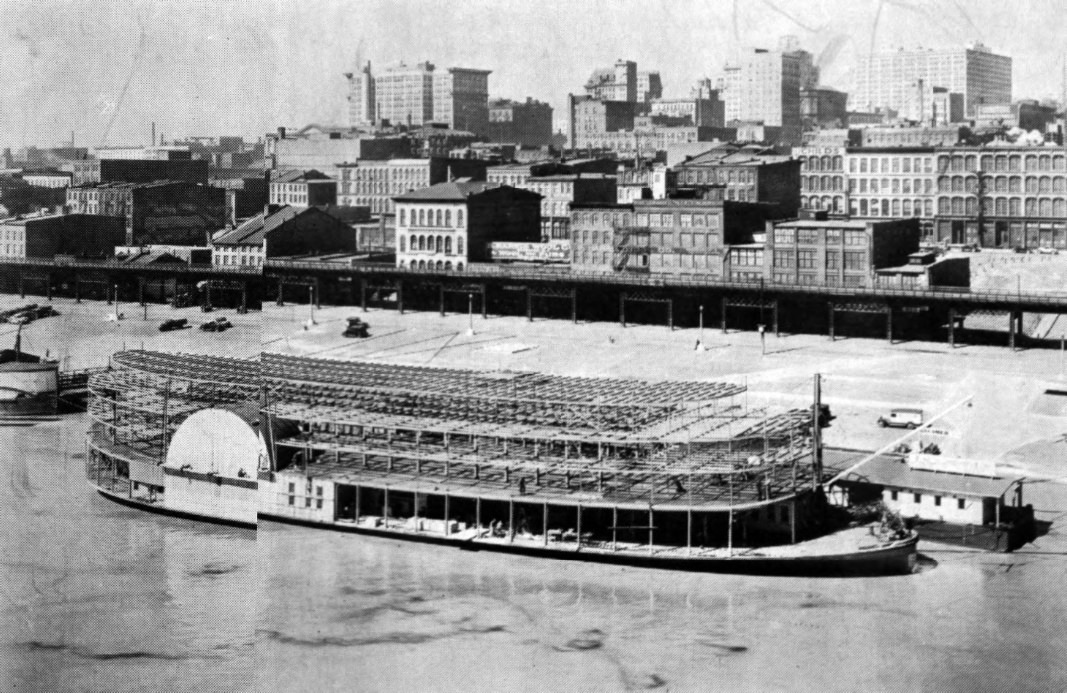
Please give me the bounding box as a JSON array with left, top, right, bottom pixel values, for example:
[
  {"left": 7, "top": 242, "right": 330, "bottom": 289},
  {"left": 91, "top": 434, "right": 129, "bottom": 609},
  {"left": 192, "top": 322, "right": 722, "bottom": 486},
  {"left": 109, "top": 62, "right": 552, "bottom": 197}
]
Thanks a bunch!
[{"left": 467, "top": 292, "right": 474, "bottom": 336}]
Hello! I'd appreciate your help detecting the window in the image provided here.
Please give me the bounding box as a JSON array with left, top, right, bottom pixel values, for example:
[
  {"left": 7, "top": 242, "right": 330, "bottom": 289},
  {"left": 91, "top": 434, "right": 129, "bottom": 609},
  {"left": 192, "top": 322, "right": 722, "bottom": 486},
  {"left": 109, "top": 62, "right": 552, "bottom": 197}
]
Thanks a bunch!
[
  {"left": 934, "top": 496, "right": 942, "bottom": 507},
  {"left": 457, "top": 237, "right": 464, "bottom": 254},
  {"left": 891, "top": 490, "right": 898, "bottom": 501},
  {"left": 957, "top": 498, "right": 965, "bottom": 510},
  {"left": 773, "top": 228, "right": 795, "bottom": 245},
  {"left": 399, "top": 209, "right": 406, "bottom": 226},
  {"left": 797, "top": 250, "right": 817, "bottom": 269},
  {"left": 826, "top": 251, "right": 840, "bottom": 269},
  {"left": 399, "top": 236, "right": 406, "bottom": 252},
  {"left": 914, "top": 493, "right": 922, "bottom": 503},
  {"left": 796, "top": 229, "right": 819, "bottom": 244}
]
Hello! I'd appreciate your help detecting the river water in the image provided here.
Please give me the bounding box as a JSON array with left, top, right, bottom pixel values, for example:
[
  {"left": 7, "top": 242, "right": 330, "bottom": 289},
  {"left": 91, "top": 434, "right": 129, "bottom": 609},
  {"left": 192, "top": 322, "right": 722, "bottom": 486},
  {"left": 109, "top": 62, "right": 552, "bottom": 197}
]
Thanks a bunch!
[{"left": 2, "top": 414, "right": 1066, "bottom": 692}]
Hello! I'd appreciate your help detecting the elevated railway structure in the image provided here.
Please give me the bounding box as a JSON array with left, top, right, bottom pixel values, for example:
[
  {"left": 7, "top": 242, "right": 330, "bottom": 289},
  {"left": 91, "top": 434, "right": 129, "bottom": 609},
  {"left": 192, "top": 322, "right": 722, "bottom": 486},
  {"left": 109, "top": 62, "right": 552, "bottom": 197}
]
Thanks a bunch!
[{"left": 5, "top": 255, "right": 1067, "bottom": 348}]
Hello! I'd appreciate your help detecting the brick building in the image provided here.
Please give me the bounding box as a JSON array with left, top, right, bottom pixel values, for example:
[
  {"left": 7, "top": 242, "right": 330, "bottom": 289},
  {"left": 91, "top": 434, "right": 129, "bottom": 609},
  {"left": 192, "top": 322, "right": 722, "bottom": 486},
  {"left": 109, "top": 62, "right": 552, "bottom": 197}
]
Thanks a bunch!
[
  {"left": 0, "top": 212, "right": 126, "bottom": 259},
  {"left": 487, "top": 98, "right": 553, "bottom": 147},
  {"left": 66, "top": 181, "right": 226, "bottom": 246},
  {"left": 269, "top": 170, "right": 337, "bottom": 207},
  {"left": 393, "top": 182, "right": 541, "bottom": 270},
  {"left": 211, "top": 205, "right": 356, "bottom": 267},
  {"left": 674, "top": 150, "right": 801, "bottom": 216},
  {"left": 521, "top": 173, "right": 617, "bottom": 240},
  {"left": 336, "top": 158, "right": 487, "bottom": 216}
]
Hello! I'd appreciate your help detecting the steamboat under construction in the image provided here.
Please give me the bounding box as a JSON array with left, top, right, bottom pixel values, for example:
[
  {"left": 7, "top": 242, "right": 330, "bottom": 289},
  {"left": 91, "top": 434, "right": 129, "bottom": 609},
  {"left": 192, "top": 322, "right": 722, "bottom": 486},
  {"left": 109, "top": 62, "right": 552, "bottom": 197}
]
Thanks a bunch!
[{"left": 85, "top": 349, "right": 917, "bottom": 575}]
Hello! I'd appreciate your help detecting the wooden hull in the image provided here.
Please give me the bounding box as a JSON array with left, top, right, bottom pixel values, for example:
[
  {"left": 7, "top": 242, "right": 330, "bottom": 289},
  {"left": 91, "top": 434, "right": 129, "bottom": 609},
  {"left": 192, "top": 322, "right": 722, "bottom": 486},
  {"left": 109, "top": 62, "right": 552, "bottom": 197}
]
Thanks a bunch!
[
  {"left": 93, "top": 486, "right": 257, "bottom": 531},
  {"left": 260, "top": 512, "right": 919, "bottom": 577}
]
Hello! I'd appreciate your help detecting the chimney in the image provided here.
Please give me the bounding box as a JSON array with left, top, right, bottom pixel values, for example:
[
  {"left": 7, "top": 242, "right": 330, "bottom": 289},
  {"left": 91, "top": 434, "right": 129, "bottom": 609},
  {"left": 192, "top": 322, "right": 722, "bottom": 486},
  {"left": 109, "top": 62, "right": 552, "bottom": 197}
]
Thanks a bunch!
[{"left": 277, "top": 127, "right": 287, "bottom": 140}]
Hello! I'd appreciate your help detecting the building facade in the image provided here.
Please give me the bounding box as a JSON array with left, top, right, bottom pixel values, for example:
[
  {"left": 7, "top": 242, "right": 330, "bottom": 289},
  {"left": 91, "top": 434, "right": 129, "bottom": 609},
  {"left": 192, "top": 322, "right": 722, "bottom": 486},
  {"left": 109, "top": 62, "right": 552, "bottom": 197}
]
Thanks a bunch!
[
  {"left": 521, "top": 173, "right": 617, "bottom": 240},
  {"left": 211, "top": 205, "right": 356, "bottom": 267},
  {"left": 763, "top": 218, "right": 921, "bottom": 287},
  {"left": 336, "top": 158, "right": 488, "bottom": 216},
  {"left": 844, "top": 148, "right": 938, "bottom": 230},
  {"left": 0, "top": 213, "right": 126, "bottom": 259},
  {"left": 269, "top": 170, "right": 337, "bottom": 207},
  {"left": 393, "top": 182, "right": 541, "bottom": 270},
  {"left": 674, "top": 151, "right": 801, "bottom": 215},
  {"left": 717, "top": 48, "right": 803, "bottom": 145},
  {"left": 800, "top": 88, "right": 849, "bottom": 130},
  {"left": 66, "top": 181, "right": 226, "bottom": 246},
  {"left": 851, "top": 43, "right": 1012, "bottom": 117},
  {"left": 795, "top": 145, "right": 849, "bottom": 214},
  {"left": 345, "top": 61, "right": 376, "bottom": 128},
  {"left": 355, "top": 61, "right": 491, "bottom": 135},
  {"left": 487, "top": 98, "right": 553, "bottom": 146}
]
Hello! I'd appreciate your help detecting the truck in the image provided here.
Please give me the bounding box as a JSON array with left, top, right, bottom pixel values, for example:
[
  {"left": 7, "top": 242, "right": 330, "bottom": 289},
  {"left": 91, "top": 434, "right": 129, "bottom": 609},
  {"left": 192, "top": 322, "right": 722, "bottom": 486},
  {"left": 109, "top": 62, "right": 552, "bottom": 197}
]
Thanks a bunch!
[{"left": 877, "top": 408, "right": 923, "bottom": 429}]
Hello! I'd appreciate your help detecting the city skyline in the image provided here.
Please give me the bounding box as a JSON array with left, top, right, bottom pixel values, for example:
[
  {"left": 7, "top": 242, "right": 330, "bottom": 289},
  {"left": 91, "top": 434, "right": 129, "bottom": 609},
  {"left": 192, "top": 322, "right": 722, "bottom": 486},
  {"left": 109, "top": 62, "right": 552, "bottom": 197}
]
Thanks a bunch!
[{"left": 2, "top": 0, "right": 1065, "bottom": 150}]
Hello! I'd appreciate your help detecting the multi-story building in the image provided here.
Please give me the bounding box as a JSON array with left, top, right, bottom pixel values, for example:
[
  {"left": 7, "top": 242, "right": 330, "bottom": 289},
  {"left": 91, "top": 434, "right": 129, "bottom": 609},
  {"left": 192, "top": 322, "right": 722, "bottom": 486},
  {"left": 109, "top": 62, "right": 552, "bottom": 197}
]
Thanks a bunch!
[
  {"left": 570, "top": 198, "right": 779, "bottom": 278},
  {"left": 0, "top": 212, "right": 125, "bottom": 259},
  {"left": 801, "top": 88, "right": 849, "bottom": 130},
  {"left": 521, "top": 173, "right": 617, "bottom": 240},
  {"left": 616, "top": 164, "right": 675, "bottom": 203},
  {"left": 351, "top": 61, "right": 491, "bottom": 135},
  {"left": 336, "top": 158, "right": 487, "bottom": 215},
  {"left": 843, "top": 148, "right": 938, "bottom": 234},
  {"left": 858, "top": 126, "right": 963, "bottom": 148},
  {"left": 271, "top": 128, "right": 411, "bottom": 176},
  {"left": 650, "top": 96, "right": 725, "bottom": 128},
  {"left": 487, "top": 98, "right": 553, "bottom": 147},
  {"left": 94, "top": 146, "right": 192, "bottom": 161},
  {"left": 717, "top": 47, "right": 804, "bottom": 145},
  {"left": 795, "top": 145, "right": 849, "bottom": 214},
  {"left": 486, "top": 159, "right": 617, "bottom": 188},
  {"left": 851, "top": 43, "right": 1012, "bottom": 117},
  {"left": 762, "top": 218, "right": 921, "bottom": 287},
  {"left": 269, "top": 170, "right": 337, "bottom": 207},
  {"left": 584, "top": 60, "right": 638, "bottom": 102},
  {"left": 393, "top": 182, "right": 541, "bottom": 270},
  {"left": 932, "top": 146, "right": 1067, "bottom": 248},
  {"left": 66, "top": 181, "right": 226, "bottom": 246},
  {"left": 211, "top": 205, "right": 356, "bottom": 267},
  {"left": 22, "top": 171, "right": 73, "bottom": 188},
  {"left": 567, "top": 95, "right": 636, "bottom": 149},
  {"left": 637, "top": 71, "right": 664, "bottom": 104},
  {"left": 345, "top": 61, "right": 376, "bottom": 128},
  {"left": 673, "top": 149, "right": 801, "bottom": 215}
]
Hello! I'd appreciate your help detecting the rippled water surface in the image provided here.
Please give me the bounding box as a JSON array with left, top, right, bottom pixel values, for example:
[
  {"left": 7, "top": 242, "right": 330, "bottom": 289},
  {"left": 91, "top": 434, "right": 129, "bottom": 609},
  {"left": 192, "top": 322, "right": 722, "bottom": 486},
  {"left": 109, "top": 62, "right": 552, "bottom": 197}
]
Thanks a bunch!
[{"left": 4, "top": 415, "right": 1066, "bottom": 691}]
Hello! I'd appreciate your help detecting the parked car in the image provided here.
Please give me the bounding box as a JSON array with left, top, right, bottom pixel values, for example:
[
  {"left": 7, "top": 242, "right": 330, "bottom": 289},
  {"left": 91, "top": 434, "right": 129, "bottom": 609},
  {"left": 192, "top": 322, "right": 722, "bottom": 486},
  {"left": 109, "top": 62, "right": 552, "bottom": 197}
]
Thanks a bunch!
[
  {"left": 200, "top": 317, "right": 233, "bottom": 332},
  {"left": 1038, "top": 246, "right": 1059, "bottom": 255},
  {"left": 877, "top": 408, "right": 923, "bottom": 429},
  {"left": 159, "top": 318, "right": 188, "bottom": 332},
  {"left": 342, "top": 316, "right": 369, "bottom": 338}
]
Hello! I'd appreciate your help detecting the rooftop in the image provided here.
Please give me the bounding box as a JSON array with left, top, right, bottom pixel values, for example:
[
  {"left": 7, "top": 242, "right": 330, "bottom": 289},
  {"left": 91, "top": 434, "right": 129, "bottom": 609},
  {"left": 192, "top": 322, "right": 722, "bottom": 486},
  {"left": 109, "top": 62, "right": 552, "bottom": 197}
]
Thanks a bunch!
[{"left": 394, "top": 181, "right": 541, "bottom": 202}]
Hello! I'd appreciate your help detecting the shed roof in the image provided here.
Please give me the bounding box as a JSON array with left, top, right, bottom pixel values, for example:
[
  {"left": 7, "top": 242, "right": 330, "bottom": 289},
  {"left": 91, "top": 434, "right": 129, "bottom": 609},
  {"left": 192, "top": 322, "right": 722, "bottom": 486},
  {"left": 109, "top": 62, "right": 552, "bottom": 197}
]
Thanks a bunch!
[{"left": 837, "top": 454, "right": 1018, "bottom": 499}]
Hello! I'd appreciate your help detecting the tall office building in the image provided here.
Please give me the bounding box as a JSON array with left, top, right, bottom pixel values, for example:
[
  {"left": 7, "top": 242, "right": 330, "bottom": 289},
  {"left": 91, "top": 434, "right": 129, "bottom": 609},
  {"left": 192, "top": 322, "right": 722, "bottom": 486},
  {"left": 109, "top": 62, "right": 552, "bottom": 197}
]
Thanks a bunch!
[
  {"left": 345, "top": 61, "right": 376, "bottom": 128},
  {"left": 716, "top": 47, "right": 803, "bottom": 145},
  {"left": 346, "top": 61, "right": 491, "bottom": 134},
  {"left": 850, "top": 43, "right": 1012, "bottom": 117}
]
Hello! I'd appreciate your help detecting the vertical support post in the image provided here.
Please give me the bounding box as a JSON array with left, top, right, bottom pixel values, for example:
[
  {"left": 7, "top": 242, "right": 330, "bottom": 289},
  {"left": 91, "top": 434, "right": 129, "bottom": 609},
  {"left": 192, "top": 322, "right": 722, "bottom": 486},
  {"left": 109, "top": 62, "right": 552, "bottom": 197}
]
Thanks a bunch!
[
  {"left": 543, "top": 502, "right": 549, "bottom": 546},
  {"left": 886, "top": 305, "right": 893, "bottom": 343},
  {"left": 509, "top": 498, "right": 515, "bottom": 543},
  {"left": 475, "top": 496, "right": 481, "bottom": 536},
  {"left": 571, "top": 288, "right": 577, "bottom": 324},
  {"left": 397, "top": 280, "right": 404, "bottom": 314},
  {"left": 74, "top": 275, "right": 80, "bottom": 303},
  {"left": 360, "top": 279, "right": 367, "bottom": 312},
  {"left": 45, "top": 275, "right": 52, "bottom": 302},
  {"left": 619, "top": 293, "right": 626, "bottom": 327},
  {"left": 413, "top": 490, "right": 419, "bottom": 532},
  {"left": 481, "top": 284, "right": 487, "bottom": 319},
  {"left": 383, "top": 487, "right": 389, "bottom": 529},
  {"left": 948, "top": 307, "right": 956, "bottom": 348},
  {"left": 667, "top": 298, "right": 673, "bottom": 331},
  {"left": 612, "top": 506, "right": 617, "bottom": 552},
  {"left": 526, "top": 288, "right": 532, "bottom": 322},
  {"left": 204, "top": 281, "right": 212, "bottom": 312},
  {"left": 444, "top": 494, "right": 450, "bottom": 535},
  {"left": 576, "top": 504, "right": 581, "bottom": 551},
  {"left": 721, "top": 296, "right": 727, "bottom": 333},
  {"left": 790, "top": 500, "right": 797, "bottom": 544},
  {"left": 355, "top": 485, "right": 360, "bottom": 523},
  {"left": 828, "top": 302, "right": 835, "bottom": 341},
  {"left": 18, "top": 271, "right": 25, "bottom": 299},
  {"left": 276, "top": 279, "right": 284, "bottom": 306},
  {"left": 138, "top": 277, "right": 145, "bottom": 307},
  {"left": 773, "top": 300, "right": 779, "bottom": 337},
  {"left": 239, "top": 282, "right": 247, "bottom": 314},
  {"left": 439, "top": 284, "right": 445, "bottom": 316},
  {"left": 648, "top": 507, "right": 654, "bottom": 555},
  {"left": 1009, "top": 311, "right": 1017, "bottom": 351}
]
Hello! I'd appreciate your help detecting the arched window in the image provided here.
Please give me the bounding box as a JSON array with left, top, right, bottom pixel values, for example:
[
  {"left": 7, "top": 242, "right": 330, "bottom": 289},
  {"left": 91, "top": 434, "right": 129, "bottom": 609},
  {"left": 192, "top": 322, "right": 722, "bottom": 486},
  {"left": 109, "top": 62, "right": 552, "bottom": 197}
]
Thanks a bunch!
[
  {"left": 456, "top": 262, "right": 464, "bottom": 271},
  {"left": 418, "top": 260, "right": 426, "bottom": 270},
  {"left": 457, "top": 210, "right": 464, "bottom": 226},
  {"left": 445, "top": 261, "right": 452, "bottom": 271},
  {"left": 418, "top": 209, "right": 425, "bottom": 226},
  {"left": 436, "top": 260, "right": 443, "bottom": 270},
  {"left": 418, "top": 235, "right": 426, "bottom": 251},
  {"left": 436, "top": 236, "right": 443, "bottom": 253},
  {"left": 399, "top": 236, "right": 406, "bottom": 252},
  {"left": 399, "top": 209, "right": 406, "bottom": 226},
  {"left": 457, "top": 236, "right": 464, "bottom": 255},
  {"left": 445, "top": 237, "right": 452, "bottom": 254},
  {"left": 436, "top": 210, "right": 443, "bottom": 226},
  {"left": 445, "top": 210, "right": 451, "bottom": 226}
]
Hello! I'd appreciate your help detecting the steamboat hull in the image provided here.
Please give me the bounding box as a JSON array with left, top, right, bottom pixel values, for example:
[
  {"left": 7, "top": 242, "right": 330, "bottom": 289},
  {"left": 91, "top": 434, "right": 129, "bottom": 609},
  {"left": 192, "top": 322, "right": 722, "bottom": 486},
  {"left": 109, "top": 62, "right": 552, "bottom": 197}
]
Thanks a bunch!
[
  {"left": 260, "top": 512, "right": 919, "bottom": 577},
  {"left": 93, "top": 485, "right": 257, "bottom": 531}
]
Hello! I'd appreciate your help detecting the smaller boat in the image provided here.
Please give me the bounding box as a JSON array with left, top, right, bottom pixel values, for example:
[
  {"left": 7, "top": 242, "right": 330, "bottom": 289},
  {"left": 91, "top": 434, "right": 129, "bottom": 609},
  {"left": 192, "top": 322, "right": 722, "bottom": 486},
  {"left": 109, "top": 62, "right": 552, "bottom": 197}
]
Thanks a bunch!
[{"left": 0, "top": 325, "right": 59, "bottom": 417}]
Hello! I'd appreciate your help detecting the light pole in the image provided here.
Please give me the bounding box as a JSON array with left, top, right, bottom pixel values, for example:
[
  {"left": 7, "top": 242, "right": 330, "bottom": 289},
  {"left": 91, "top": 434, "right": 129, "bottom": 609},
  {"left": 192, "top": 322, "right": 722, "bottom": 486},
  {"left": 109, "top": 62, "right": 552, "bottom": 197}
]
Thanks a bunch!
[
  {"left": 114, "top": 284, "right": 121, "bottom": 320},
  {"left": 467, "top": 292, "right": 474, "bottom": 336},
  {"left": 307, "top": 285, "right": 316, "bottom": 327},
  {"left": 697, "top": 304, "right": 705, "bottom": 351}
]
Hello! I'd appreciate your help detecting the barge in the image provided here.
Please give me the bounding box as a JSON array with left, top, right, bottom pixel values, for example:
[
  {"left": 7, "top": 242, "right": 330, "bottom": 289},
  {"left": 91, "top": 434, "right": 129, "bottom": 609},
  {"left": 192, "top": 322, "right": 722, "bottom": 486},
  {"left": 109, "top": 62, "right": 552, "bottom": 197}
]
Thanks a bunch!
[
  {"left": 0, "top": 327, "right": 59, "bottom": 417},
  {"left": 86, "top": 350, "right": 917, "bottom": 575}
]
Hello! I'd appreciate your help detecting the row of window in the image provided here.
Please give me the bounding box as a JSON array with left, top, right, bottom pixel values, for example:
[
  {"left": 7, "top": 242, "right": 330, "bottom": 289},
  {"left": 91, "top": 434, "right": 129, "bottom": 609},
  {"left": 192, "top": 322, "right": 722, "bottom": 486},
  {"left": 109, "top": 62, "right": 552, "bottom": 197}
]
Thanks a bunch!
[
  {"left": 398, "top": 259, "right": 465, "bottom": 271},
  {"left": 216, "top": 253, "right": 263, "bottom": 266},
  {"left": 888, "top": 489, "right": 967, "bottom": 510},
  {"left": 938, "top": 153, "right": 1067, "bottom": 174},
  {"left": 800, "top": 196, "right": 847, "bottom": 213},
  {"left": 938, "top": 196, "right": 1067, "bottom": 218},
  {"left": 852, "top": 178, "right": 935, "bottom": 195},
  {"left": 398, "top": 206, "right": 464, "bottom": 228},
  {"left": 801, "top": 155, "right": 844, "bottom": 172},
  {"left": 802, "top": 176, "right": 846, "bottom": 192},
  {"left": 677, "top": 168, "right": 756, "bottom": 185},
  {"left": 850, "top": 156, "right": 934, "bottom": 174},
  {"left": 339, "top": 167, "right": 428, "bottom": 182},
  {"left": 773, "top": 228, "right": 869, "bottom": 246},
  {"left": 772, "top": 250, "right": 867, "bottom": 270},
  {"left": 399, "top": 234, "right": 464, "bottom": 255},
  {"left": 851, "top": 198, "right": 936, "bottom": 217}
]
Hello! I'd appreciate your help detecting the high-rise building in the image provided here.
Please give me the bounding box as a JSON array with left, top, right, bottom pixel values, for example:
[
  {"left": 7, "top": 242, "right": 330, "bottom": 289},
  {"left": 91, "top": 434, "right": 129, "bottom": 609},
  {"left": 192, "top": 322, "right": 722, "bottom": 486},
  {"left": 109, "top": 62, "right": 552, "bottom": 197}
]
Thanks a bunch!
[
  {"left": 717, "top": 48, "right": 803, "bottom": 145},
  {"left": 584, "top": 60, "right": 638, "bottom": 102},
  {"left": 345, "top": 61, "right": 375, "bottom": 128},
  {"left": 850, "top": 43, "right": 1012, "bottom": 117},
  {"left": 348, "top": 62, "right": 491, "bottom": 134},
  {"left": 487, "top": 98, "right": 554, "bottom": 146},
  {"left": 637, "top": 71, "right": 663, "bottom": 103}
]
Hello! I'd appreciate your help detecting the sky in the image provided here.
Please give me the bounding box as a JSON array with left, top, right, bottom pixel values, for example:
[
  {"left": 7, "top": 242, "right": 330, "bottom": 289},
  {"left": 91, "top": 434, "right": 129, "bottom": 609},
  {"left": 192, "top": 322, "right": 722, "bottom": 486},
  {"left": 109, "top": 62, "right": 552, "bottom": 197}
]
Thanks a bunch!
[{"left": 2, "top": 0, "right": 1065, "bottom": 150}]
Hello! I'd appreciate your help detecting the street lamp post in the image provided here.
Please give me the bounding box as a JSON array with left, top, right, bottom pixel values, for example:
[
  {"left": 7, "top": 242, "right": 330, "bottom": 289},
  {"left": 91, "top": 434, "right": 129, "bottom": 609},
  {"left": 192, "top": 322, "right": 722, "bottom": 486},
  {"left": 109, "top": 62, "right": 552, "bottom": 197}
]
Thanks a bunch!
[
  {"left": 114, "top": 284, "right": 120, "bottom": 320},
  {"left": 467, "top": 293, "right": 474, "bottom": 336},
  {"left": 307, "top": 286, "right": 316, "bottom": 327},
  {"left": 698, "top": 304, "right": 704, "bottom": 351}
]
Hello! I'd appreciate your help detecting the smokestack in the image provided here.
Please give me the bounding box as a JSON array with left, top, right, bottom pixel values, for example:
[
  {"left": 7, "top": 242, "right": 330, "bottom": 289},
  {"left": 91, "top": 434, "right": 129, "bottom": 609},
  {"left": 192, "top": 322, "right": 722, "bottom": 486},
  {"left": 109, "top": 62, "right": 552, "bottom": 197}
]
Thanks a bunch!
[{"left": 152, "top": 122, "right": 156, "bottom": 147}]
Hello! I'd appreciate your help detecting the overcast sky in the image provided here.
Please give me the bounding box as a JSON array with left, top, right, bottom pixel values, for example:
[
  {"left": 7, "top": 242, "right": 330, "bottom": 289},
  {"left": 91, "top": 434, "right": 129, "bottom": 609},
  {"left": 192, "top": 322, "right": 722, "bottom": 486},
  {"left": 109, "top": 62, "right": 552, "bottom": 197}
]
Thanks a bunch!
[{"left": 2, "top": 0, "right": 1064, "bottom": 150}]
